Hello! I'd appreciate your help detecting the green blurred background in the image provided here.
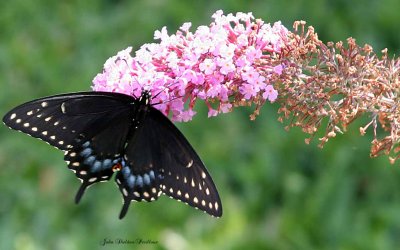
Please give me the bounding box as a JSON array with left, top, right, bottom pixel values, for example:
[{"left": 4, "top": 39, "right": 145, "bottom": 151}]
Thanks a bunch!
[{"left": 1, "top": 1, "right": 400, "bottom": 249}]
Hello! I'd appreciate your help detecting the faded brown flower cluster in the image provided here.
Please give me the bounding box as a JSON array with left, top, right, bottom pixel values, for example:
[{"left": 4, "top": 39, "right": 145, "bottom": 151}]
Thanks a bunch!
[{"left": 274, "top": 21, "right": 400, "bottom": 163}]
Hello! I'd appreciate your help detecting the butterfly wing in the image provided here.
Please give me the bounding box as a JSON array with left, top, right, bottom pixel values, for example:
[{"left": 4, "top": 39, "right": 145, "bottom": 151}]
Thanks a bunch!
[
  {"left": 117, "top": 107, "right": 222, "bottom": 218},
  {"left": 3, "top": 92, "right": 136, "bottom": 202},
  {"left": 3, "top": 92, "right": 135, "bottom": 149}
]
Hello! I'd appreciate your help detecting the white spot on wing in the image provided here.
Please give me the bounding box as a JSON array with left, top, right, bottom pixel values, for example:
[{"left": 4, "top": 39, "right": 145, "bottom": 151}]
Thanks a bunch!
[
  {"left": 45, "top": 117, "right": 52, "bottom": 122},
  {"left": 42, "top": 131, "right": 48, "bottom": 136},
  {"left": 186, "top": 160, "right": 193, "bottom": 168},
  {"left": 10, "top": 113, "right": 16, "bottom": 120},
  {"left": 193, "top": 197, "right": 198, "bottom": 204},
  {"left": 61, "top": 102, "right": 66, "bottom": 113},
  {"left": 41, "top": 102, "right": 48, "bottom": 107},
  {"left": 23, "top": 122, "right": 29, "bottom": 127},
  {"left": 31, "top": 127, "right": 38, "bottom": 132},
  {"left": 89, "top": 177, "right": 97, "bottom": 182},
  {"left": 27, "top": 111, "right": 33, "bottom": 116}
]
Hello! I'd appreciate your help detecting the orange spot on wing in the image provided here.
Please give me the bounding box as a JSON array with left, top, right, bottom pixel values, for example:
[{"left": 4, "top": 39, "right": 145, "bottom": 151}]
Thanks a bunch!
[{"left": 112, "top": 162, "right": 122, "bottom": 172}]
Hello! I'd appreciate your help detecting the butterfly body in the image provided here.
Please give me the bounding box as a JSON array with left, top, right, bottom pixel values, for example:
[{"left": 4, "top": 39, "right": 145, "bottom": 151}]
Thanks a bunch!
[{"left": 3, "top": 91, "right": 222, "bottom": 219}]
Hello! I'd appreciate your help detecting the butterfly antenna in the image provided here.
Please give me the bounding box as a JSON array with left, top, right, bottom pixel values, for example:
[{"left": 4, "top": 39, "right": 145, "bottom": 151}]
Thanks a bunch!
[
  {"left": 130, "top": 87, "right": 139, "bottom": 99},
  {"left": 151, "top": 78, "right": 184, "bottom": 99},
  {"left": 119, "top": 58, "right": 141, "bottom": 99},
  {"left": 151, "top": 94, "right": 184, "bottom": 106},
  {"left": 150, "top": 79, "right": 188, "bottom": 107}
]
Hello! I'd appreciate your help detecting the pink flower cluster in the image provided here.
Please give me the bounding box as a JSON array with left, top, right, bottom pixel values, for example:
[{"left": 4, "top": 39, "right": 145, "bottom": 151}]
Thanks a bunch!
[{"left": 92, "top": 10, "right": 288, "bottom": 121}]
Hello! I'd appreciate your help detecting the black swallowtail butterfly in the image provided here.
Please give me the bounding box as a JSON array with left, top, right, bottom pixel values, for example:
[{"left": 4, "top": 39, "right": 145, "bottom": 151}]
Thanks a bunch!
[{"left": 3, "top": 91, "right": 222, "bottom": 219}]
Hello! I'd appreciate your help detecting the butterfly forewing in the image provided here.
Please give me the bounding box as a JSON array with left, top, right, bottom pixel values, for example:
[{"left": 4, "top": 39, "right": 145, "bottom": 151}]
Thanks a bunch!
[
  {"left": 118, "top": 107, "right": 222, "bottom": 218},
  {"left": 3, "top": 92, "right": 135, "bottom": 150}
]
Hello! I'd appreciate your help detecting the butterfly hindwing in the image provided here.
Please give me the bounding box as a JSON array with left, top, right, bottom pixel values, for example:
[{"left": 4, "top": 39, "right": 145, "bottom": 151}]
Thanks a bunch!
[
  {"left": 64, "top": 112, "right": 134, "bottom": 203},
  {"left": 115, "top": 113, "right": 164, "bottom": 219},
  {"left": 117, "top": 107, "right": 222, "bottom": 218}
]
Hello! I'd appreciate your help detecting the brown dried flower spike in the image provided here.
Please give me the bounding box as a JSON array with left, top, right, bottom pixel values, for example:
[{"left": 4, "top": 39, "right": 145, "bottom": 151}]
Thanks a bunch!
[{"left": 276, "top": 21, "right": 400, "bottom": 163}]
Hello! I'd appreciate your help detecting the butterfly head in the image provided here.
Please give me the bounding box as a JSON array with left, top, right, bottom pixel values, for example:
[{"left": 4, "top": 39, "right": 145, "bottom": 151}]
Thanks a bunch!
[{"left": 138, "top": 91, "right": 152, "bottom": 106}]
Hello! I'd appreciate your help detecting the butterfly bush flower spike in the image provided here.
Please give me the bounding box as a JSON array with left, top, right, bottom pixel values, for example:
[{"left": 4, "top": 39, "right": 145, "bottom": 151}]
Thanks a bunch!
[
  {"left": 93, "top": 11, "right": 400, "bottom": 164},
  {"left": 92, "top": 10, "right": 287, "bottom": 122}
]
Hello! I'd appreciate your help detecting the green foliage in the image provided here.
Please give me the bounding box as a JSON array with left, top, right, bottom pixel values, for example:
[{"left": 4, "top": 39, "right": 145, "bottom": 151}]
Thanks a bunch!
[{"left": 1, "top": 1, "right": 400, "bottom": 249}]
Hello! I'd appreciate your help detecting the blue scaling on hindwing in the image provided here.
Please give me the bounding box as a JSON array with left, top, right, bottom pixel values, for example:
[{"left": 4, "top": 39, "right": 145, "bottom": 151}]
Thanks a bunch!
[
  {"left": 82, "top": 141, "right": 90, "bottom": 148},
  {"left": 143, "top": 173, "right": 150, "bottom": 185},
  {"left": 65, "top": 139, "right": 120, "bottom": 179},
  {"left": 84, "top": 155, "right": 95, "bottom": 165},
  {"left": 72, "top": 140, "right": 120, "bottom": 174},
  {"left": 90, "top": 161, "right": 101, "bottom": 172},
  {"left": 116, "top": 163, "right": 161, "bottom": 203},
  {"left": 119, "top": 167, "right": 151, "bottom": 189},
  {"left": 92, "top": 161, "right": 102, "bottom": 172},
  {"left": 102, "top": 159, "right": 112, "bottom": 170},
  {"left": 136, "top": 175, "right": 144, "bottom": 187},
  {"left": 127, "top": 175, "right": 136, "bottom": 188},
  {"left": 149, "top": 170, "right": 155, "bottom": 180},
  {"left": 80, "top": 147, "right": 92, "bottom": 158},
  {"left": 122, "top": 164, "right": 131, "bottom": 178}
]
